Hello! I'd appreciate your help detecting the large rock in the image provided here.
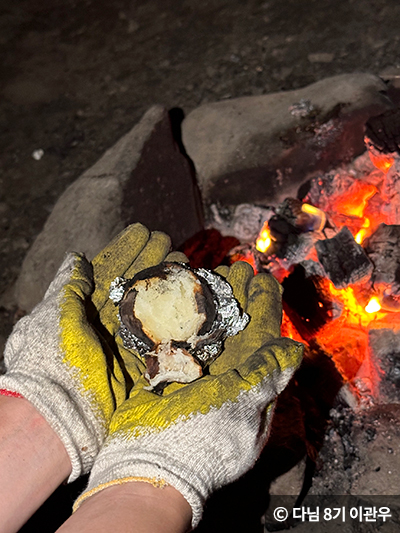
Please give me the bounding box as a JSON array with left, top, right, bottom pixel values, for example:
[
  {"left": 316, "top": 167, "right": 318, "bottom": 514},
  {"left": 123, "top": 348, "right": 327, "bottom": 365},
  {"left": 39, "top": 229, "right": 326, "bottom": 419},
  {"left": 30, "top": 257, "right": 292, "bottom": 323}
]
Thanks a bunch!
[
  {"left": 182, "top": 73, "right": 392, "bottom": 207},
  {"left": 14, "top": 105, "right": 203, "bottom": 312}
]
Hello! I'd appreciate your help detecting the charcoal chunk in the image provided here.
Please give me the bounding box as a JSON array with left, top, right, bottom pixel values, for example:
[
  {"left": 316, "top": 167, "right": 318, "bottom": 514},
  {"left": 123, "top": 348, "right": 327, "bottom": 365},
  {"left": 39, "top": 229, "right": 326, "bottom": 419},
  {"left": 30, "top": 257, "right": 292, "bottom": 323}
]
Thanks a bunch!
[
  {"left": 365, "top": 108, "right": 400, "bottom": 155},
  {"left": 364, "top": 223, "right": 400, "bottom": 288},
  {"left": 267, "top": 215, "right": 315, "bottom": 264},
  {"left": 315, "top": 226, "right": 373, "bottom": 288}
]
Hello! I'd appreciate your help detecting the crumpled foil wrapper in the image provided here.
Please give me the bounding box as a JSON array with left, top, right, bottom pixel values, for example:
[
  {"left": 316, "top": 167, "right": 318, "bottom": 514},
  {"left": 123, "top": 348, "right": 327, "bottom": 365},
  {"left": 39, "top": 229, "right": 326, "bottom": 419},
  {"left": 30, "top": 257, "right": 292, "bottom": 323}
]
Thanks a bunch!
[{"left": 109, "top": 265, "right": 249, "bottom": 366}]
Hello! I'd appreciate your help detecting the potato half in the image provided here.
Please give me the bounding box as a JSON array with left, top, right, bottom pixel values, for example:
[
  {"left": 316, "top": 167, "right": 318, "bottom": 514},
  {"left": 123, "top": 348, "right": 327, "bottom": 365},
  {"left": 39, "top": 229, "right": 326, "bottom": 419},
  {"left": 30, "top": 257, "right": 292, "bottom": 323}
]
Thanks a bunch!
[{"left": 119, "top": 262, "right": 217, "bottom": 387}]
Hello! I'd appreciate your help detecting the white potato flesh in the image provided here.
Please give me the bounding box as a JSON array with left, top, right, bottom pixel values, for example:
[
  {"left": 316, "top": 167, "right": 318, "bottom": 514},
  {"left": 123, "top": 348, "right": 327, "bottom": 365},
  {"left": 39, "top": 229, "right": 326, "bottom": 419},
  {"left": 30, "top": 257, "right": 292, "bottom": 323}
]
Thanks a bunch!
[
  {"left": 145, "top": 343, "right": 203, "bottom": 388},
  {"left": 133, "top": 269, "right": 206, "bottom": 343}
]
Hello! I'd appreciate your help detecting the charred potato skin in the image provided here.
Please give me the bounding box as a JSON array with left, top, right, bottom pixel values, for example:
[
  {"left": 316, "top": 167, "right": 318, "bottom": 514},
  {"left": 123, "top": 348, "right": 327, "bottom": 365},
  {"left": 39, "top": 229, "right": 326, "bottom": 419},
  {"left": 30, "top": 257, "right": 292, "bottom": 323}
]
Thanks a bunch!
[
  {"left": 118, "top": 262, "right": 217, "bottom": 350},
  {"left": 119, "top": 288, "right": 155, "bottom": 351}
]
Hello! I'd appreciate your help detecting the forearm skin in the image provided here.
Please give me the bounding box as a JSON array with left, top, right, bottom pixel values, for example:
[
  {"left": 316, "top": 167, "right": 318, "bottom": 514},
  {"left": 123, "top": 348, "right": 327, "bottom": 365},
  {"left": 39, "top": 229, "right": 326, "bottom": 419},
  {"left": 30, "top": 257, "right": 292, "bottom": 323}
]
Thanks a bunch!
[{"left": 0, "top": 395, "right": 71, "bottom": 533}]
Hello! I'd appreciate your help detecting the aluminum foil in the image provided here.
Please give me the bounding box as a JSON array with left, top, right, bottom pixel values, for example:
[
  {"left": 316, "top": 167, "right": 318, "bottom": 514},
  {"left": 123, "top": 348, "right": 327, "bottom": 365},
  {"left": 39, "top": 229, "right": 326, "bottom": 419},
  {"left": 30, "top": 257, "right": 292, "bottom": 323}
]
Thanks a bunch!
[{"left": 109, "top": 265, "right": 249, "bottom": 366}]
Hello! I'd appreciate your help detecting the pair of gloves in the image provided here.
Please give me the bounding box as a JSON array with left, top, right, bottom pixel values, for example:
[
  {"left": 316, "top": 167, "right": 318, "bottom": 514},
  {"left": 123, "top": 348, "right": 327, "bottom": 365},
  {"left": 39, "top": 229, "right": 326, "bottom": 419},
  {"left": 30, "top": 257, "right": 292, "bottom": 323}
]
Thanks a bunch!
[{"left": 0, "top": 223, "right": 303, "bottom": 528}]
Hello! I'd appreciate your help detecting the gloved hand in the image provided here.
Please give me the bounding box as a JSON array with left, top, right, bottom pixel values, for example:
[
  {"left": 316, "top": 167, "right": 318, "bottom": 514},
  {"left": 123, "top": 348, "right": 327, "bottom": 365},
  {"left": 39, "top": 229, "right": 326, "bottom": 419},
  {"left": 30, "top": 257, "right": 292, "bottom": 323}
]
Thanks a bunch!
[
  {"left": 0, "top": 223, "right": 172, "bottom": 481},
  {"left": 74, "top": 261, "right": 303, "bottom": 527}
]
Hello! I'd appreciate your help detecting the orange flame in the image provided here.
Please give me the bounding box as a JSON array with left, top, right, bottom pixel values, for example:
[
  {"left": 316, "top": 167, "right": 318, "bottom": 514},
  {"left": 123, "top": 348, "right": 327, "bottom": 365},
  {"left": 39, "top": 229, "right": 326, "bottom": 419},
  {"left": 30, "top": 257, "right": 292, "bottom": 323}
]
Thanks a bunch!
[
  {"left": 301, "top": 203, "right": 326, "bottom": 231},
  {"left": 281, "top": 310, "right": 303, "bottom": 342},
  {"left": 355, "top": 218, "right": 370, "bottom": 244},
  {"left": 256, "top": 222, "right": 272, "bottom": 253},
  {"left": 326, "top": 282, "right": 384, "bottom": 327},
  {"left": 369, "top": 151, "right": 395, "bottom": 173},
  {"left": 334, "top": 182, "right": 377, "bottom": 218}
]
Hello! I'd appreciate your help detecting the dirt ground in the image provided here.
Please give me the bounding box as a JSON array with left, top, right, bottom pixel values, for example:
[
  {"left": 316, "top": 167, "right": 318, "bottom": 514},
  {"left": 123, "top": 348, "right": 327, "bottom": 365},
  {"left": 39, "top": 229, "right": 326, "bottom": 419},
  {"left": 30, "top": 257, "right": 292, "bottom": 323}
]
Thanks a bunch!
[{"left": 2, "top": 0, "right": 400, "bottom": 529}]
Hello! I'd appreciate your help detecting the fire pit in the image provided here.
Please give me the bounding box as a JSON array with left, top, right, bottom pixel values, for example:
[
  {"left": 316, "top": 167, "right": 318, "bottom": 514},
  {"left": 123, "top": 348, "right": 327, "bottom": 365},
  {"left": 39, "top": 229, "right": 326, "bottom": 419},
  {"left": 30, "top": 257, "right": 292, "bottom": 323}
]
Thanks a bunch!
[
  {"left": 5, "top": 73, "right": 400, "bottom": 532},
  {"left": 208, "top": 120, "right": 400, "bottom": 407},
  {"left": 190, "top": 109, "right": 400, "bottom": 532}
]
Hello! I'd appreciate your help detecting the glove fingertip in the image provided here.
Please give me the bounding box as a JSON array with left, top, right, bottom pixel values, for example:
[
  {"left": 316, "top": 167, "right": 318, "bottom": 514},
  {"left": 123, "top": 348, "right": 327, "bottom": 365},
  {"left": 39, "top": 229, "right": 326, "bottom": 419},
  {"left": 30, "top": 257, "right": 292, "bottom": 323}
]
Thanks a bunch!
[
  {"left": 149, "top": 230, "right": 172, "bottom": 252},
  {"left": 124, "top": 231, "right": 172, "bottom": 279},
  {"left": 94, "top": 223, "right": 150, "bottom": 263},
  {"left": 226, "top": 261, "right": 254, "bottom": 308},
  {"left": 214, "top": 265, "right": 230, "bottom": 278},
  {"left": 92, "top": 224, "right": 150, "bottom": 275},
  {"left": 165, "top": 251, "right": 189, "bottom": 264}
]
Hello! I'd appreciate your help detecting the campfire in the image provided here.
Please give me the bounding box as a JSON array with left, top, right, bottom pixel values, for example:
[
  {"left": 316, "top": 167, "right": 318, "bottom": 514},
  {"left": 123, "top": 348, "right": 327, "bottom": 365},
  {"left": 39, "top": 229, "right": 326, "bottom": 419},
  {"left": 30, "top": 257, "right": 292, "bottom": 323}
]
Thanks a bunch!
[
  {"left": 191, "top": 109, "right": 400, "bottom": 410},
  {"left": 182, "top": 110, "right": 400, "bottom": 532}
]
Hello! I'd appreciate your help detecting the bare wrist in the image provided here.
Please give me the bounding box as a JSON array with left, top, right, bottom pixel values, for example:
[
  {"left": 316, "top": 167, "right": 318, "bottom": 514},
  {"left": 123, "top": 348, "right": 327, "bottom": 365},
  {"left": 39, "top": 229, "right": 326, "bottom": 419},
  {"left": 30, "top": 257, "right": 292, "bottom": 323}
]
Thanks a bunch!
[{"left": 0, "top": 395, "right": 72, "bottom": 532}]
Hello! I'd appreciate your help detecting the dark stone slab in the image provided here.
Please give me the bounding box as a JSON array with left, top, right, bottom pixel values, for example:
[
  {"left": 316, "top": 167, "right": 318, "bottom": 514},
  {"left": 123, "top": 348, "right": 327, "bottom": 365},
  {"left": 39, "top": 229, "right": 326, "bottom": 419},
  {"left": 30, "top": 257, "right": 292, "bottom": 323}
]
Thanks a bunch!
[
  {"left": 121, "top": 111, "right": 204, "bottom": 249},
  {"left": 14, "top": 106, "right": 204, "bottom": 312}
]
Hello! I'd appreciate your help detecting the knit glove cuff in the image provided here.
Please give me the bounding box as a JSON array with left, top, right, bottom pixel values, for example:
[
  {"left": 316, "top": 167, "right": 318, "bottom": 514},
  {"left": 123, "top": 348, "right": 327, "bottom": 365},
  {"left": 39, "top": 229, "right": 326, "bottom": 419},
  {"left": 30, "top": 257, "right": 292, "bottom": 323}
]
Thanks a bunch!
[
  {"left": 0, "top": 253, "right": 114, "bottom": 482},
  {"left": 0, "top": 372, "right": 104, "bottom": 481}
]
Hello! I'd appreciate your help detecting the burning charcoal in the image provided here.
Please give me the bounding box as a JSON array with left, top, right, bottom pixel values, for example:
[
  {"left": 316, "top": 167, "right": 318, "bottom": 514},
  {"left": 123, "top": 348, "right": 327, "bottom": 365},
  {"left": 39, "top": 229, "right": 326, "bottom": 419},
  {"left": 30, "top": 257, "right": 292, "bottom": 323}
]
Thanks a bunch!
[
  {"left": 275, "top": 198, "right": 302, "bottom": 224},
  {"left": 380, "top": 159, "right": 400, "bottom": 224},
  {"left": 364, "top": 223, "right": 400, "bottom": 291},
  {"left": 268, "top": 214, "right": 299, "bottom": 243},
  {"left": 266, "top": 214, "right": 300, "bottom": 258},
  {"left": 295, "top": 203, "right": 326, "bottom": 233},
  {"left": 266, "top": 215, "right": 315, "bottom": 264},
  {"left": 280, "top": 233, "right": 316, "bottom": 266},
  {"left": 315, "top": 226, "right": 373, "bottom": 289},
  {"left": 282, "top": 264, "right": 334, "bottom": 341},
  {"left": 299, "top": 259, "right": 326, "bottom": 278},
  {"left": 272, "top": 197, "right": 326, "bottom": 236},
  {"left": 208, "top": 203, "right": 274, "bottom": 243}
]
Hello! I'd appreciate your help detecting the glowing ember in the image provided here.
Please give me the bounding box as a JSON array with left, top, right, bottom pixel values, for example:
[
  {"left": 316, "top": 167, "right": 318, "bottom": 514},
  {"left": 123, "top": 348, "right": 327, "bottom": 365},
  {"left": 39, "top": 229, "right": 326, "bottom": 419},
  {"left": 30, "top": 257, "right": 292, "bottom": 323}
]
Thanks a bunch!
[
  {"left": 229, "top": 144, "right": 400, "bottom": 401},
  {"left": 368, "top": 150, "right": 395, "bottom": 173},
  {"left": 334, "top": 181, "right": 377, "bottom": 218},
  {"left": 281, "top": 309, "right": 303, "bottom": 342},
  {"left": 365, "top": 296, "right": 381, "bottom": 314},
  {"left": 327, "top": 282, "right": 385, "bottom": 327},
  {"left": 256, "top": 222, "right": 272, "bottom": 253}
]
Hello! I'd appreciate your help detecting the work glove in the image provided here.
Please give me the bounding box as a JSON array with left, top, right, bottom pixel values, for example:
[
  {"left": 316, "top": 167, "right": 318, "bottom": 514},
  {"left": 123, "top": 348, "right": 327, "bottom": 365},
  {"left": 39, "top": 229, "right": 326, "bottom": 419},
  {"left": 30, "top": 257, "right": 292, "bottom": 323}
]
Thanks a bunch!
[
  {"left": 0, "top": 223, "right": 172, "bottom": 481},
  {"left": 74, "top": 261, "right": 303, "bottom": 527}
]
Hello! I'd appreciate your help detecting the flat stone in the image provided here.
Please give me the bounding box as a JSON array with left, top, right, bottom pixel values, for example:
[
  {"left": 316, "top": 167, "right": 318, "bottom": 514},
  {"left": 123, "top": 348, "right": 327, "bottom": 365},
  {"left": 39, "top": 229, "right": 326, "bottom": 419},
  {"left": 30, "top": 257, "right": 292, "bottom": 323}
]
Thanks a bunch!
[
  {"left": 182, "top": 73, "right": 392, "bottom": 208},
  {"left": 13, "top": 105, "right": 203, "bottom": 312}
]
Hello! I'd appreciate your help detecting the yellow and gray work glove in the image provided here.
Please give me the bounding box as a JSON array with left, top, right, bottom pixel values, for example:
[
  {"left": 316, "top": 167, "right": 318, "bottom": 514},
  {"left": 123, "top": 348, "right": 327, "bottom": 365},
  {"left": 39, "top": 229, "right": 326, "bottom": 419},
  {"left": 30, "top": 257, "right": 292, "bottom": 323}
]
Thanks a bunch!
[
  {"left": 0, "top": 223, "right": 171, "bottom": 482},
  {"left": 74, "top": 261, "right": 303, "bottom": 527}
]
